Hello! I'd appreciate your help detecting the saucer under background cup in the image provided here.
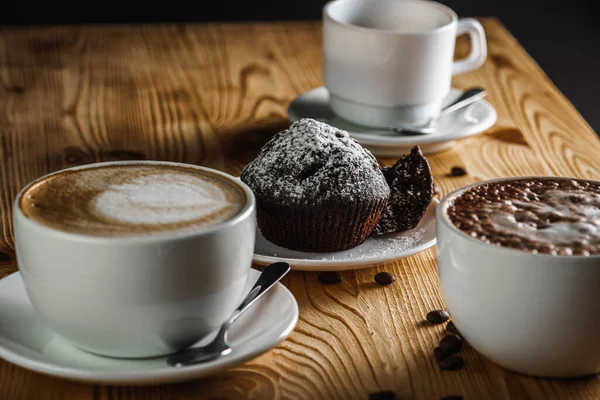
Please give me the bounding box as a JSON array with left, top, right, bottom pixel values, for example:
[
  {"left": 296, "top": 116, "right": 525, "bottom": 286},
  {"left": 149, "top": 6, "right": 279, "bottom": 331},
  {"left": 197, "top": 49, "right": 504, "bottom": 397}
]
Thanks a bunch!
[
  {"left": 288, "top": 86, "right": 497, "bottom": 157},
  {"left": 0, "top": 268, "right": 298, "bottom": 385}
]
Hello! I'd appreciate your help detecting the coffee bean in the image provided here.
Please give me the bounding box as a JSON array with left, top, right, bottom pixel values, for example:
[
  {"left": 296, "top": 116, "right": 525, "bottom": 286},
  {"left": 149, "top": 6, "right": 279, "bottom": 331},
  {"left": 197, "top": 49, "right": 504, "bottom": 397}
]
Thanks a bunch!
[
  {"left": 318, "top": 271, "right": 342, "bottom": 284},
  {"left": 433, "top": 347, "right": 447, "bottom": 361},
  {"left": 439, "top": 334, "right": 463, "bottom": 354},
  {"left": 64, "top": 146, "right": 91, "bottom": 165},
  {"left": 441, "top": 395, "right": 463, "bottom": 400},
  {"left": 439, "top": 353, "right": 464, "bottom": 370},
  {"left": 107, "top": 149, "right": 146, "bottom": 161},
  {"left": 0, "top": 252, "right": 11, "bottom": 263},
  {"left": 451, "top": 166, "right": 467, "bottom": 177},
  {"left": 369, "top": 390, "right": 396, "bottom": 400},
  {"left": 374, "top": 272, "right": 395, "bottom": 285},
  {"left": 426, "top": 310, "right": 450, "bottom": 324},
  {"left": 7, "top": 85, "right": 25, "bottom": 94},
  {"left": 445, "top": 321, "right": 460, "bottom": 335}
]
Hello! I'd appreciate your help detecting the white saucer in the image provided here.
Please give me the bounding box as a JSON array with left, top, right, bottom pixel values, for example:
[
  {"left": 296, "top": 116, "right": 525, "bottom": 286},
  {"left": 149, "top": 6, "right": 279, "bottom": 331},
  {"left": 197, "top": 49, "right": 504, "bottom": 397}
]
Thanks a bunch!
[
  {"left": 0, "top": 269, "right": 298, "bottom": 386},
  {"left": 287, "top": 87, "right": 497, "bottom": 156},
  {"left": 253, "top": 198, "right": 438, "bottom": 271}
]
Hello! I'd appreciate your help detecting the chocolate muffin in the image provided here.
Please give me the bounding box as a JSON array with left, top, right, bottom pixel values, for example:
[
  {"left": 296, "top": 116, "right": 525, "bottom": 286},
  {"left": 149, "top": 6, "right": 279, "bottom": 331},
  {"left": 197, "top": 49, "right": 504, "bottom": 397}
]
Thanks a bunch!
[{"left": 240, "top": 118, "right": 390, "bottom": 252}]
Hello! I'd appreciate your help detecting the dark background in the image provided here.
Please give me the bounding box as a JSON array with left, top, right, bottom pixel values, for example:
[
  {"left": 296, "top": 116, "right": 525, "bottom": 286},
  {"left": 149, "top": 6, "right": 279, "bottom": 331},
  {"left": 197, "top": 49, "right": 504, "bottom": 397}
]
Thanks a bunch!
[{"left": 2, "top": 0, "right": 599, "bottom": 133}]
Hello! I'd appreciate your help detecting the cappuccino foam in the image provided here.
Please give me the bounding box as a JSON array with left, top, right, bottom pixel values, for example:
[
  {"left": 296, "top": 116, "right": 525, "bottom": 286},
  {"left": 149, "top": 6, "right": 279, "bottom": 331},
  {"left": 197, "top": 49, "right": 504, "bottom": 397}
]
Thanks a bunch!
[{"left": 20, "top": 164, "right": 246, "bottom": 237}]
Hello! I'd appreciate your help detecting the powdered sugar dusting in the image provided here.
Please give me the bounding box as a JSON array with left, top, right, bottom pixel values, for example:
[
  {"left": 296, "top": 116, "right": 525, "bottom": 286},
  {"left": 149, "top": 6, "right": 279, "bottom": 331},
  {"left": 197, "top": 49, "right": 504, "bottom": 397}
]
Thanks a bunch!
[
  {"left": 94, "top": 173, "right": 236, "bottom": 225},
  {"left": 241, "top": 118, "right": 389, "bottom": 205},
  {"left": 345, "top": 228, "right": 425, "bottom": 260}
]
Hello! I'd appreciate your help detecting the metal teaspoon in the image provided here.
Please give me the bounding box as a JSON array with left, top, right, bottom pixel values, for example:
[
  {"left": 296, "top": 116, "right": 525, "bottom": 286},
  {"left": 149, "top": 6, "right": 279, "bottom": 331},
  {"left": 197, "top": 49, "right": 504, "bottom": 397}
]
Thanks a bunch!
[
  {"left": 391, "top": 87, "right": 487, "bottom": 135},
  {"left": 166, "top": 261, "right": 290, "bottom": 367}
]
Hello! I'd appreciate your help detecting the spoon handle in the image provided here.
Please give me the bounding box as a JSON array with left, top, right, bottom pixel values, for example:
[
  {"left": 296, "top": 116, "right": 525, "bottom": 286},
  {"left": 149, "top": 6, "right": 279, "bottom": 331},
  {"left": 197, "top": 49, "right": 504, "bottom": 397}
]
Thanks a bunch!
[
  {"left": 390, "top": 87, "right": 487, "bottom": 135},
  {"left": 165, "top": 262, "right": 290, "bottom": 367},
  {"left": 228, "top": 262, "right": 290, "bottom": 326},
  {"left": 439, "top": 87, "right": 487, "bottom": 117}
]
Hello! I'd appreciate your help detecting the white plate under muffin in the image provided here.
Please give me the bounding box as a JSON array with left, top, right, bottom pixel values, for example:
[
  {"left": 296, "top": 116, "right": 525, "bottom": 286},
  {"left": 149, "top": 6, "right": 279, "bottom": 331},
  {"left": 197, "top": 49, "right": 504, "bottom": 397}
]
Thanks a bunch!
[{"left": 252, "top": 198, "right": 438, "bottom": 271}]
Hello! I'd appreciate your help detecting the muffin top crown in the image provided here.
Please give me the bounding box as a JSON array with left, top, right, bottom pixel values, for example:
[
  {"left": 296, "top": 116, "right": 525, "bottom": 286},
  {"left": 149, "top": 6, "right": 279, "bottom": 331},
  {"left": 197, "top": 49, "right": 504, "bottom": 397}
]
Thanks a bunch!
[{"left": 240, "top": 118, "right": 390, "bottom": 206}]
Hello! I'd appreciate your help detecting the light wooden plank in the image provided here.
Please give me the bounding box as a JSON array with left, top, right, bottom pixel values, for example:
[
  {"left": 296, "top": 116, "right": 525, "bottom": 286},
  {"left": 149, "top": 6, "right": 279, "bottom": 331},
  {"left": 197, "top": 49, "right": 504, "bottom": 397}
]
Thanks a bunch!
[{"left": 1, "top": 19, "right": 599, "bottom": 400}]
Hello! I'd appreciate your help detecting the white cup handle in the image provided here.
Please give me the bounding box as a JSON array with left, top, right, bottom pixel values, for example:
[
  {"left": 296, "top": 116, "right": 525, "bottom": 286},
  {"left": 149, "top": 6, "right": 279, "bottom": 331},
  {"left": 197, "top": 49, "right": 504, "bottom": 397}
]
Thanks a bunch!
[{"left": 452, "top": 18, "right": 487, "bottom": 76}]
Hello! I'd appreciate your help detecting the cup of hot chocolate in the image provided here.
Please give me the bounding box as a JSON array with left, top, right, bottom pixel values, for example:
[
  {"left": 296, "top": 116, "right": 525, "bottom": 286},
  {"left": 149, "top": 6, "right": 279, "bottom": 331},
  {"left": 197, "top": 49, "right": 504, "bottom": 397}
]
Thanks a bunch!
[
  {"left": 13, "top": 160, "right": 256, "bottom": 358},
  {"left": 436, "top": 176, "right": 600, "bottom": 378}
]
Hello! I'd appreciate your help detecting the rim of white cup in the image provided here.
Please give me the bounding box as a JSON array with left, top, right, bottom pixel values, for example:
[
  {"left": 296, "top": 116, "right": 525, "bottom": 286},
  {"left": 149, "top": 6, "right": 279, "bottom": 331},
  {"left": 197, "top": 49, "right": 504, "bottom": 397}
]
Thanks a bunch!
[
  {"left": 323, "top": 0, "right": 458, "bottom": 36},
  {"left": 13, "top": 160, "right": 256, "bottom": 244},
  {"left": 437, "top": 176, "right": 600, "bottom": 260}
]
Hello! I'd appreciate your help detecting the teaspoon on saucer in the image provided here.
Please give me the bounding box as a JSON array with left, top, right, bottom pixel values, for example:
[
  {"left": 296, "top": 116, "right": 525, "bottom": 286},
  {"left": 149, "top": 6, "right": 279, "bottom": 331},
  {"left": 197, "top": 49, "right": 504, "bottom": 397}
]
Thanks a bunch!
[
  {"left": 389, "top": 87, "right": 487, "bottom": 136},
  {"left": 166, "top": 261, "right": 291, "bottom": 367}
]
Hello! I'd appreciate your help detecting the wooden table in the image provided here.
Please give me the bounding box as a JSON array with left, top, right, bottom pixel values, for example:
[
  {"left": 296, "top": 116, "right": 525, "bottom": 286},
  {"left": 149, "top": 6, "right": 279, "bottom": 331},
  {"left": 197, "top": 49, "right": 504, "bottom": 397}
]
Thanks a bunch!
[{"left": 1, "top": 18, "right": 600, "bottom": 400}]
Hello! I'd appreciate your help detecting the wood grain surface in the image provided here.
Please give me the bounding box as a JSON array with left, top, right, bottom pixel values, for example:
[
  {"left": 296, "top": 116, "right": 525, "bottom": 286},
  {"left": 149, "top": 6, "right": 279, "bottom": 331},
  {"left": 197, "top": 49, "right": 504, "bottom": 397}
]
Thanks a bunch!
[{"left": 1, "top": 19, "right": 600, "bottom": 400}]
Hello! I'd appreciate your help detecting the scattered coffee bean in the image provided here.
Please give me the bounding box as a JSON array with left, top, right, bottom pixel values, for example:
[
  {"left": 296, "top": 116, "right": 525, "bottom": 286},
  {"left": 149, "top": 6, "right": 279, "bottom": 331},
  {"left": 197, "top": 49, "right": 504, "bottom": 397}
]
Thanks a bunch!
[
  {"left": 0, "top": 252, "right": 11, "bottom": 263},
  {"left": 7, "top": 85, "right": 25, "bottom": 94},
  {"left": 374, "top": 272, "right": 395, "bottom": 285},
  {"left": 369, "top": 390, "right": 396, "bottom": 400},
  {"left": 64, "top": 146, "right": 90, "bottom": 165},
  {"left": 426, "top": 310, "right": 450, "bottom": 324},
  {"left": 439, "top": 334, "right": 463, "bottom": 354},
  {"left": 439, "top": 353, "right": 465, "bottom": 371},
  {"left": 433, "top": 347, "right": 447, "bottom": 362},
  {"left": 445, "top": 321, "right": 459, "bottom": 335},
  {"left": 106, "top": 149, "right": 146, "bottom": 161},
  {"left": 441, "top": 395, "right": 463, "bottom": 400},
  {"left": 318, "top": 271, "right": 342, "bottom": 284},
  {"left": 451, "top": 166, "right": 467, "bottom": 177}
]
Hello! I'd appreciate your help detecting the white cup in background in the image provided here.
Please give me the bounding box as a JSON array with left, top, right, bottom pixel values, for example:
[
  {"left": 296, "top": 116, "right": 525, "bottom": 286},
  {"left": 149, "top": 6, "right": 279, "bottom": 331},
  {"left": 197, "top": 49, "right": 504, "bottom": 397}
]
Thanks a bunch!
[{"left": 323, "top": 0, "right": 487, "bottom": 128}]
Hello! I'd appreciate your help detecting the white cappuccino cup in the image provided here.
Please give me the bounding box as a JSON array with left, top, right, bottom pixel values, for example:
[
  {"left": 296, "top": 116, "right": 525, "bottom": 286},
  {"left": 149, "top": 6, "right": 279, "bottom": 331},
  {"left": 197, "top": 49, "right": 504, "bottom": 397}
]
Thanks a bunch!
[
  {"left": 323, "top": 0, "right": 487, "bottom": 128},
  {"left": 13, "top": 161, "right": 256, "bottom": 358}
]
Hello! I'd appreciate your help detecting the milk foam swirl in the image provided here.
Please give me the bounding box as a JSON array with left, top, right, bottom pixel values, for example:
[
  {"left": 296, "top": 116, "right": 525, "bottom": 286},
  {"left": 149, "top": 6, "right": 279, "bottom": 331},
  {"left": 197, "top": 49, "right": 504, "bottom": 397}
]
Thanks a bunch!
[
  {"left": 94, "top": 174, "right": 234, "bottom": 225},
  {"left": 19, "top": 164, "right": 246, "bottom": 237}
]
